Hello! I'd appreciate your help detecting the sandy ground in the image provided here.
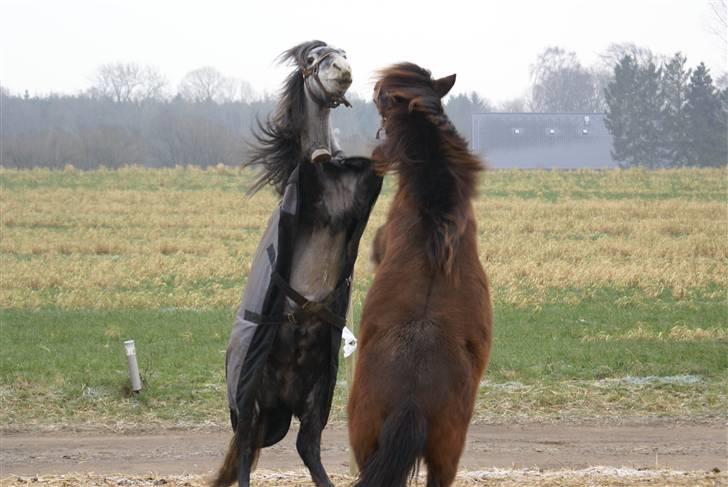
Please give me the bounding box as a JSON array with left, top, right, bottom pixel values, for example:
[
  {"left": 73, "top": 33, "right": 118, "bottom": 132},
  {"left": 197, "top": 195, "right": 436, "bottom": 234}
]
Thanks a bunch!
[{"left": 2, "top": 422, "right": 726, "bottom": 484}]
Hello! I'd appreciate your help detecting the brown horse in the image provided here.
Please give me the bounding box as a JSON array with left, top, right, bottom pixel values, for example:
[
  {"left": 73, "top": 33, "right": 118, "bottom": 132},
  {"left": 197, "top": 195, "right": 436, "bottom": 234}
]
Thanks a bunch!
[{"left": 347, "top": 63, "right": 493, "bottom": 487}]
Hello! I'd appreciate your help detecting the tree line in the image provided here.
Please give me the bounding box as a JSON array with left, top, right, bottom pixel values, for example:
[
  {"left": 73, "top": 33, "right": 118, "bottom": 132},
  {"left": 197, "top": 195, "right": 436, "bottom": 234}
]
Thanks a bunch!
[
  {"left": 0, "top": 63, "right": 490, "bottom": 169},
  {"left": 605, "top": 53, "right": 727, "bottom": 167},
  {"left": 1, "top": 46, "right": 726, "bottom": 169}
]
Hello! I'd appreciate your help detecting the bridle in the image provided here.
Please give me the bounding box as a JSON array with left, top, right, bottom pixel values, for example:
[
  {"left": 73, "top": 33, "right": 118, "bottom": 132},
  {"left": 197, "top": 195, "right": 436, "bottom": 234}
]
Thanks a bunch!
[{"left": 302, "top": 48, "right": 352, "bottom": 109}]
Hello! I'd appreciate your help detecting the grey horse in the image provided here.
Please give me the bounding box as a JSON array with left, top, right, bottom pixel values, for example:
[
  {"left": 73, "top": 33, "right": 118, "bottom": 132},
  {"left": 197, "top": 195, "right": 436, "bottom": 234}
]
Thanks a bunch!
[{"left": 213, "top": 41, "right": 382, "bottom": 487}]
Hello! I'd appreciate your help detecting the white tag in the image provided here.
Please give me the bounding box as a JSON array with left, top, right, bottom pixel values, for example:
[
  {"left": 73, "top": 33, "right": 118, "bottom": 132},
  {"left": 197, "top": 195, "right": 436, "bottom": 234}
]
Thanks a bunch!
[{"left": 342, "top": 326, "right": 358, "bottom": 358}]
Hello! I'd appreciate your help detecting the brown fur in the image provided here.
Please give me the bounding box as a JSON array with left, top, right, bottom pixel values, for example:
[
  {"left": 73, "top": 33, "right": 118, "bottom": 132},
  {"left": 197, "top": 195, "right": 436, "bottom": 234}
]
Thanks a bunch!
[{"left": 348, "top": 63, "right": 493, "bottom": 487}]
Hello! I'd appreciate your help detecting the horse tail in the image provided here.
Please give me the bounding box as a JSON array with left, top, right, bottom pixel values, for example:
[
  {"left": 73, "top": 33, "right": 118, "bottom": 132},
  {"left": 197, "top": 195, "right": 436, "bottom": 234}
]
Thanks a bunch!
[
  {"left": 354, "top": 402, "right": 427, "bottom": 487},
  {"left": 211, "top": 432, "right": 262, "bottom": 487},
  {"left": 211, "top": 434, "right": 239, "bottom": 487}
]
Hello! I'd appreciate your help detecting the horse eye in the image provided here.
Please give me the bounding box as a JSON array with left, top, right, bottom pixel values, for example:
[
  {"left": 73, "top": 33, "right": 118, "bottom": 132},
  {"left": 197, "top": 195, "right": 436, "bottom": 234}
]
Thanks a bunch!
[{"left": 307, "top": 56, "right": 315, "bottom": 64}]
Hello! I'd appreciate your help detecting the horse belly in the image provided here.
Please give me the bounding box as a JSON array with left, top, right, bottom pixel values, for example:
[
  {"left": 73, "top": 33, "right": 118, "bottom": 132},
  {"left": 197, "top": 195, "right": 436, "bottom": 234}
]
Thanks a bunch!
[{"left": 260, "top": 317, "right": 330, "bottom": 415}]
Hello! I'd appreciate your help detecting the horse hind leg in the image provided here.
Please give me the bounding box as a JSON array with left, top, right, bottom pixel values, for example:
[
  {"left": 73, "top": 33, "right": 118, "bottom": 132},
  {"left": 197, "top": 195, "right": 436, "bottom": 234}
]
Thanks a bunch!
[
  {"left": 296, "top": 406, "right": 333, "bottom": 487},
  {"left": 424, "top": 420, "right": 467, "bottom": 487},
  {"left": 296, "top": 380, "right": 334, "bottom": 487},
  {"left": 425, "top": 456, "right": 458, "bottom": 487},
  {"left": 235, "top": 408, "right": 265, "bottom": 487}
]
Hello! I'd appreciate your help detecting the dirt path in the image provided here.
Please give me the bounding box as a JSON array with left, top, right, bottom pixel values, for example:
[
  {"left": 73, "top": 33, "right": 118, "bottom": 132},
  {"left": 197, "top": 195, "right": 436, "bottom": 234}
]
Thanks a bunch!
[{"left": 2, "top": 422, "right": 726, "bottom": 477}]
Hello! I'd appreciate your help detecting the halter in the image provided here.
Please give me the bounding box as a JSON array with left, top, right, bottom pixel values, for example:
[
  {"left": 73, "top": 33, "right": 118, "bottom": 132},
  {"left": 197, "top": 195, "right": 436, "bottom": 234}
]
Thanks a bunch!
[{"left": 302, "top": 49, "right": 352, "bottom": 109}]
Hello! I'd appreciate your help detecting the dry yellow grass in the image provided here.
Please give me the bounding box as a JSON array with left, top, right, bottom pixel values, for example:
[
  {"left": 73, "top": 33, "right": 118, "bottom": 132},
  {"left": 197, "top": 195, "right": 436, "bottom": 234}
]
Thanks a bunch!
[
  {"left": 1, "top": 167, "right": 726, "bottom": 309},
  {"left": 582, "top": 323, "right": 728, "bottom": 342}
]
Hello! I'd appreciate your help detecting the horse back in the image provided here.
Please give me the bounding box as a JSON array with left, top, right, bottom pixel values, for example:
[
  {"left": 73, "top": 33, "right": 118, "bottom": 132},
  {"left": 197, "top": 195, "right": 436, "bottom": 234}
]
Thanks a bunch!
[{"left": 354, "top": 218, "right": 491, "bottom": 419}]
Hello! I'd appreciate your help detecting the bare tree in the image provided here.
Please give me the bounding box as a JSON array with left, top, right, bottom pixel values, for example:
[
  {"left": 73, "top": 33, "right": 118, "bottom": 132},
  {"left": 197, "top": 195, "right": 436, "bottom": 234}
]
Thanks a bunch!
[
  {"left": 716, "top": 72, "right": 728, "bottom": 91},
  {"left": 91, "top": 63, "right": 168, "bottom": 102},
  {"left": 529, "top": 47, "right": 602, "bottom": 112},
  {"left": 178, "top": 67, "right": 236, "bottom": 103},
  {"left": 707, "top": 0, "right": 728, "bottom": 45},
  {"left": 498, "top": 96, "right": 528, "bottom": 112},
  {"left": 598, "top": 43, "right": 659, "bottom": 72},
  {"left": 138, "top": 67, "right": 168, "bottom": 101},
  {"left": 237, "top": 79, "right": 256, "bottom": 102}
]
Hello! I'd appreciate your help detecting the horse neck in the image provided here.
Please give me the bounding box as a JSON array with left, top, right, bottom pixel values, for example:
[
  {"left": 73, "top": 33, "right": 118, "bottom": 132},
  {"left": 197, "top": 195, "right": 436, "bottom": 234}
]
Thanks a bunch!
[
  {"left": 385, "top": 114, "right": 480, "bottom": 275},
  {"left": 391, "top": 115, "right": 477, "bottom": 224},
  {"left": 301, "top": 90, "right": 333, "bottom": 158}
]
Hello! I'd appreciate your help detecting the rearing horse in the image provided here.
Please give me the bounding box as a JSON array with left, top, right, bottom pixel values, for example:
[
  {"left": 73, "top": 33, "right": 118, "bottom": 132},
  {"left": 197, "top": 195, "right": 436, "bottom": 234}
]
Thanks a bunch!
[
  {"left": 348, "top": 63, "right": 492, "bottom": 487},
  {"left": 214, "top": 41, "right": 381, "bottom": 487}
]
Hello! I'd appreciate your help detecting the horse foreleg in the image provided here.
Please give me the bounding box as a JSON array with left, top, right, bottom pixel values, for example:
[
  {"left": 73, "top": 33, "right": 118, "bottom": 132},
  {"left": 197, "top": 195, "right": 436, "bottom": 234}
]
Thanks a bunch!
[{"left": 296, "top": 408, "right": 333, "bottom": 487}]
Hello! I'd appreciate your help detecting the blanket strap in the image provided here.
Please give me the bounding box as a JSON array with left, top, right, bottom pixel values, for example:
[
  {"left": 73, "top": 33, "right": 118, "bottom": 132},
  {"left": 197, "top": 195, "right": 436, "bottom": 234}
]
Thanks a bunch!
[{"left": 243, "top": 246, "right": 347, "bottom": 330}]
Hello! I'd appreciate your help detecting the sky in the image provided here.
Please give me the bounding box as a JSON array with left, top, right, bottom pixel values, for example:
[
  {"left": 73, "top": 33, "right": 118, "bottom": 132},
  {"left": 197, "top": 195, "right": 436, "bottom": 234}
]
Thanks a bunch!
[{"left": 1, "top": 0, "right": 725, "bottom": 104}]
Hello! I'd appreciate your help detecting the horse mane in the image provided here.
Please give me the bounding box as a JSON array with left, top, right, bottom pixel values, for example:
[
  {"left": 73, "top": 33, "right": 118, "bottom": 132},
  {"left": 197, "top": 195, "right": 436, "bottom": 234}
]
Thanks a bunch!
[
  {"left": 374, "top": 63, "right": 483, "bottom": 274},
  {"left": 246, "top": 40, "right": 328, "bottom": 195}
]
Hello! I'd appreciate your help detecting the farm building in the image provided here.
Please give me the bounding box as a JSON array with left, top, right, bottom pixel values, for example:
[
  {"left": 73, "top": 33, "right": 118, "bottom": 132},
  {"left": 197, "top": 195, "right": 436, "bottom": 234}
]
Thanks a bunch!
[{"left": 471, "top": 112, "right": 621, "bottom": 169}]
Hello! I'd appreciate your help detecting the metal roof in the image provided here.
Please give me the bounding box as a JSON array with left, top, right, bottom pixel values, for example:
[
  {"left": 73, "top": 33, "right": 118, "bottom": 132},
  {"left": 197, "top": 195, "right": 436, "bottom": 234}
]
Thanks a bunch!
[{"left": 471, "top": 112, "right": 620, "bottom": 169}]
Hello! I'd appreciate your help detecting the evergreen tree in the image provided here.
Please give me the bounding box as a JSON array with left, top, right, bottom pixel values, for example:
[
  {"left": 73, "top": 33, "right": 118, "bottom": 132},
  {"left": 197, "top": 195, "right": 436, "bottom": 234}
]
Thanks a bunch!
[
  {"left": 659, "top": 53, "right": 691, "bottom": 166},
  {"left": 445, "top": 92, "right": 492, "bottom": 141},
  {"left": 684, "top": 63, "right": 728, "bottom": 166},
  {"left": 635, "top": 61, "right": 663, "bottom": 167},
  {"left": 605, "top": 55, "right": 641, "bottom": 166}
]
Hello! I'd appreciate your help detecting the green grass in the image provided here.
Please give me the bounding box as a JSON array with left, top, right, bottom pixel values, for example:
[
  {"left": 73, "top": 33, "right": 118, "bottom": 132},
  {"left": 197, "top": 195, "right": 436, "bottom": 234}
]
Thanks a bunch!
[
  {"left": 491, "top": 287, "right": 728, "bottom": 383},
  {"left": 1, "top": 308, "right": 232, "bottom": 428},
  {"left": 2, "top": 286, "right": 725, "bottom": 429}
]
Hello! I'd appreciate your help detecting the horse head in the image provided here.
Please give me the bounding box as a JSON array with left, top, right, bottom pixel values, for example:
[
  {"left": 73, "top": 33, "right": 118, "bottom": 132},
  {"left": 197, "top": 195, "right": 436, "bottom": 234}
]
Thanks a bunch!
[
  {"left": 372, "top": 63, "right": 457, "bottom": 173},
  {"left": 297, "top": 43, "right": 352, "bottom": 109},
  {"left": 246, "top": 41, "right": 354, "bottom": 195},
  {"left": 280, "top": 41, "right": 352, "bottom": 162}
]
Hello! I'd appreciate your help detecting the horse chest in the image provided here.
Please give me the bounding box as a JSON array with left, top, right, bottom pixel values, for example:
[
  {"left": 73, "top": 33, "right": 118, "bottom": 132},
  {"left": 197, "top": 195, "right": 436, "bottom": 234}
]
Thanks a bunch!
[{"left": 288, "top": 227, "right": 346, "bottom": 302}]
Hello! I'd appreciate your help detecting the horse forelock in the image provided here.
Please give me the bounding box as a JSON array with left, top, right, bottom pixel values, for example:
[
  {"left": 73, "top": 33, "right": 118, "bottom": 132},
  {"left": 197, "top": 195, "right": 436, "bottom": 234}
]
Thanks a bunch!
[
  {"left": 374, "top": 64, "right": 438, "bottom": 113},
  {"left": 278, "top": 40, "right": 328, "bottom": 69}
]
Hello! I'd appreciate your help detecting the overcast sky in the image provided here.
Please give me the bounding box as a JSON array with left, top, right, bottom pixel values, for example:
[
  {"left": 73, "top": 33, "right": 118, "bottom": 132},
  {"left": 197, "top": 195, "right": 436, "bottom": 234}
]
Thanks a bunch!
[{"left": 1, "top": 0, "right": 725, "bottom": 103}]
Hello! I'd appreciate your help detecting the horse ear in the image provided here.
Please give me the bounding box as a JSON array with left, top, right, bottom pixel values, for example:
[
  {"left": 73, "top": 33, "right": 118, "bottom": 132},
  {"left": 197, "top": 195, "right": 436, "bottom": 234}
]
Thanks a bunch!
[{"left": 434, "top": 74, "right": 456, "bottom": 98}]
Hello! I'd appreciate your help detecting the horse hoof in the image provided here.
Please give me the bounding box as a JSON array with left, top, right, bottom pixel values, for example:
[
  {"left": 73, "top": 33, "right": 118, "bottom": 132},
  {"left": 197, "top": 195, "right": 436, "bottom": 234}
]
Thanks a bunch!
[{"left": 311, "top": 148, "right": 332, "bottom": 163}]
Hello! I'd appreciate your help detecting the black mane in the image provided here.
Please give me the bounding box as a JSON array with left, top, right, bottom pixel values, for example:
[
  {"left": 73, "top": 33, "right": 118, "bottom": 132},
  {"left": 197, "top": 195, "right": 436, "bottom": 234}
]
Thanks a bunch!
[{"left": 246, "top": 40, "right": 328, "bottom": 195}]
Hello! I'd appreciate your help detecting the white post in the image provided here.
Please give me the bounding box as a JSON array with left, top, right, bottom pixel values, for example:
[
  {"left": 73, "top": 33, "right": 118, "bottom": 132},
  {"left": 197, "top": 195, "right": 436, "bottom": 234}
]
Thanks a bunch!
[
  {"left": 345, "top": 304, "right": 359, "bottom": 476},
  {"left": 124, "top": 340, "right": 143, "bottom": 393}
]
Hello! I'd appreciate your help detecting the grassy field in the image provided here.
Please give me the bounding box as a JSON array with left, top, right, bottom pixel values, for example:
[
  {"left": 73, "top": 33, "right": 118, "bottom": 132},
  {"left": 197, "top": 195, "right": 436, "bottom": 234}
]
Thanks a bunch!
[{"left": 1, "top": 166, "right": 726, "bottom": 430}]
